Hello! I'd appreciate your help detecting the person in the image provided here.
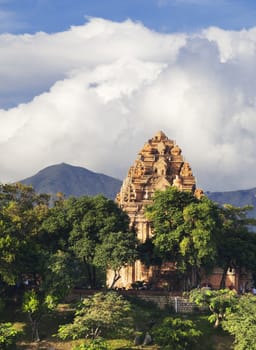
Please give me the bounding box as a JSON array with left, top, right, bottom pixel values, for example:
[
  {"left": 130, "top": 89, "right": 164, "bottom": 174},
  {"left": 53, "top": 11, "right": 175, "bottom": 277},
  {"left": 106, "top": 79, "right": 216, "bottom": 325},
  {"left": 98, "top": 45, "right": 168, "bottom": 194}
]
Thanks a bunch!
[{"left": 143, "top": 332, "right": 152, "bottom": 345}]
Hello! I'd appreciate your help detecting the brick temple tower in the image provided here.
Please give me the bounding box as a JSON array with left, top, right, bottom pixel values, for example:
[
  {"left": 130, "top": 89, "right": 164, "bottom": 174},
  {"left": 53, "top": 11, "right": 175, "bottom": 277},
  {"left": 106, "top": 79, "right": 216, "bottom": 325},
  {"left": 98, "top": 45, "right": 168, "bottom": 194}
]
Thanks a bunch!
[{"left": 107, "top": 131, "right": 202, "bottom": 289}]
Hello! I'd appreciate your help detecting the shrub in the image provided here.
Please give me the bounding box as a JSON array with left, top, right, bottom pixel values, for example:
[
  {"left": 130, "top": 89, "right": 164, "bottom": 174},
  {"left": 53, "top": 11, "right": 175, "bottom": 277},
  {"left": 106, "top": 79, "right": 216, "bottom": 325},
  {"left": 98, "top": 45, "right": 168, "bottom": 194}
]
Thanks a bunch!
[
  {"left": 0, "top": 323, "right": 22, "bottom": 350},
  {"left": 222, "top": 294, "right": 256, "bottom": 350},
  {"left": 152, "top": 316, "right": 201, "bottom": 350},
  {"left": 72, "top": 338, "right": 109, "bottom": 350},
  {"left": 58, "top": 292, "right": 133, "bottom": 340}
]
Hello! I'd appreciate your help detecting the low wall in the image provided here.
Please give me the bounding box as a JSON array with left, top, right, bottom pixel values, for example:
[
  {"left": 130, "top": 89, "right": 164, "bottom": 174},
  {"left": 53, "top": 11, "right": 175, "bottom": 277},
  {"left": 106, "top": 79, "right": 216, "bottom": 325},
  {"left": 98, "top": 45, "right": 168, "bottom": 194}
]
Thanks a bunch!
[
  {"left": 68, "top": 289, "right": 197, "bottom": 313},
  {"left": 133, "top": 292, "right": 197, "bottom": 312}
]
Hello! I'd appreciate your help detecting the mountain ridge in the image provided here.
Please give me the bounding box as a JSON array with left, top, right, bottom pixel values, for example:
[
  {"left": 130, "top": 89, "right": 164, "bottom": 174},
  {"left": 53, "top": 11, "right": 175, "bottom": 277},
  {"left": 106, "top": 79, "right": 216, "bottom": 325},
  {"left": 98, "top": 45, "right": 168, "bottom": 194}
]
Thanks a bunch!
[
  {"left": 207, "top": 187, "right": 256, "bottom": 218},
  {"left": 20, "top": 163, "right": 122, "bottom": 200},
  {"left": 18, "top": 162, "right": 256, "bottom": 216}
]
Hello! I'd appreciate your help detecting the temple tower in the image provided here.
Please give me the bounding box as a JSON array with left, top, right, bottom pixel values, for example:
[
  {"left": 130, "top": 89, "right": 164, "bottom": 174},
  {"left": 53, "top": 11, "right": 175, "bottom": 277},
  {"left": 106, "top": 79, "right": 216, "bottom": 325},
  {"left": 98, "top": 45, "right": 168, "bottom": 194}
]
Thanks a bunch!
[{"left": 108, "top": 131, "right": 199, "bottom": 288}]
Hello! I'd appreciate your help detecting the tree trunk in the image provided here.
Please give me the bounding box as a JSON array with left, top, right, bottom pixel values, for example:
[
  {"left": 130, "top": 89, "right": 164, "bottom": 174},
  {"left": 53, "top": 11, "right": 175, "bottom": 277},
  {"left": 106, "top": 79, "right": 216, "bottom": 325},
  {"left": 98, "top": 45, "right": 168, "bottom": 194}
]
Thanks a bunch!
[
  {"left": 92, "top": 265, "right": 96, "bottom": 289},
  {"left": 28, "top": 314, "right": 40, "bottom": 342},
  {"left": 109, "top": 270, "right": 121, "bottom": 289},
  {"left": 219, "top": 265, "right": 229, "bottom": 289},
  {"left": 84, "top": 258, "right": 93, "bottom": 288},
  {"left": 192, "top": 266, "right": 201, "bottom": 289},
  {"left": 214, "top": 317, "right": 220, "bottom": 328},
  {"left": 32, "top": 321, "right": 40, "bottom": 342},
  {"left": 196, "top": 268, "right": 201, "bottom": 288}
]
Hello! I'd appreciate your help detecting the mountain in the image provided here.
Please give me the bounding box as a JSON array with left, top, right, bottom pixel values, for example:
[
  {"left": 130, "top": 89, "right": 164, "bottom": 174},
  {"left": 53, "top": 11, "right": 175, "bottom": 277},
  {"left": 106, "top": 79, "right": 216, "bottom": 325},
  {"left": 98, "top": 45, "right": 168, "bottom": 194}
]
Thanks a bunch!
[
  {"left": 20, "top": 163, "right": 122, "bottom": 199},
  {"left": 207, "top": 188, "right": 256, "bottom": 218},
  {"left": 19, "top": 163, "right": 256, "bottom": 215}
]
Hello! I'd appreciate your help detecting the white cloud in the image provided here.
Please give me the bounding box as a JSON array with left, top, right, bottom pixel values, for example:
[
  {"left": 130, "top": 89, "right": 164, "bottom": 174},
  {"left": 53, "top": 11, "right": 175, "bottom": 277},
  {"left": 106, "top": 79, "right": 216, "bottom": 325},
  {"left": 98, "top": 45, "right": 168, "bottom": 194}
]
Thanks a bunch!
[{"left": 0, "top": 18, "right": 256, "bottom": 191}]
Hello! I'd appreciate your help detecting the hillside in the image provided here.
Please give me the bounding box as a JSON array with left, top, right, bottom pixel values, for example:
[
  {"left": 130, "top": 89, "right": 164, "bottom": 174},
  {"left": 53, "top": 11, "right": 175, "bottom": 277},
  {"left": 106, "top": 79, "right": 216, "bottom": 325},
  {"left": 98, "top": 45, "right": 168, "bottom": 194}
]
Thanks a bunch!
[
  {"left": 20, "top": 163, "right": 122, "bottom": 199},
  {"left": 207, "top": 188, "right": 256, "bottom": 217}
]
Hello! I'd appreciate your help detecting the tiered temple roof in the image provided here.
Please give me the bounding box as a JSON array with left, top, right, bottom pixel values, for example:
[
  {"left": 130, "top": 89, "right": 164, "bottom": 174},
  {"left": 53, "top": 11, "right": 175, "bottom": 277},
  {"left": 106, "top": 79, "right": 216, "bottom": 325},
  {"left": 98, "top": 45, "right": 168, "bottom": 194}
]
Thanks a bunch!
[{"left": 116, "top": 131, "right": 197, "bottom": 222}]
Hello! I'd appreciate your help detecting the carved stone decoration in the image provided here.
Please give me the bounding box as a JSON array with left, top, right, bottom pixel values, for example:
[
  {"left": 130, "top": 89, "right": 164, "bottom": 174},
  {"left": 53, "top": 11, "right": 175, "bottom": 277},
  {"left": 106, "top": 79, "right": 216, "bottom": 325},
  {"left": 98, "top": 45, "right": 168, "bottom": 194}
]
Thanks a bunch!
[
  {"left": 157, "top": 141, "right": 166, "bottom": 155},
  {"left": 171, "top": 144, "right": 181, "bottom": 156},
  {"left": 172, "top": 174, "right": 183, "bottom": 190},
  {"left": 194, "top": 188, "right": 204, "bottom": 199},
  {"left": 107, "top": 131, "right": 199, "bottom": 289},
  {"left": 180, "top": 162, "right": 193, "bottom": 177},
  {"left": 154, "top": 158, "right": 168, "bottom": 176},
  {"left": 140, "top": 142, "right": 153, "bottom": 155}
]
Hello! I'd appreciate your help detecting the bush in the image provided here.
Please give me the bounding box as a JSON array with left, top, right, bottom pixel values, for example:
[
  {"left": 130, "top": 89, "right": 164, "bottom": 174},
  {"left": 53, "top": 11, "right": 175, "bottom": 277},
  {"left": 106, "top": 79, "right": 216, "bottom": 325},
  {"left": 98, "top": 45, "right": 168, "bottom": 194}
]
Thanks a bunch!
[
  {"left": 72, "top": 338, "right": 109, "bottom": 350},
  {"left": 222, "top": 294, "right": 256, "bottom": 350},
  {"left": 0, "top": 323, "right": 22, "bottom": 350},
  {"left": 58, "top": 292, "right": 133, "bottom": 340},
  {"left": 152, "top": 316, "right": 201, "bottom": 350}
]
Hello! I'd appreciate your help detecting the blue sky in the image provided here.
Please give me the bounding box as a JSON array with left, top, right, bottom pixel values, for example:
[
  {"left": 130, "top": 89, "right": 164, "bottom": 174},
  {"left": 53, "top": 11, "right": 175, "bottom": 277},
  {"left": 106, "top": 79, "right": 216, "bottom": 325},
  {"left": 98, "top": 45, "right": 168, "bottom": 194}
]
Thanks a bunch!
[
  {"left": 1, "top": 0, "right": 256, "bottom": 191},
  {"left": 1, "top": 0, "right": 256, "bottom": 34}
]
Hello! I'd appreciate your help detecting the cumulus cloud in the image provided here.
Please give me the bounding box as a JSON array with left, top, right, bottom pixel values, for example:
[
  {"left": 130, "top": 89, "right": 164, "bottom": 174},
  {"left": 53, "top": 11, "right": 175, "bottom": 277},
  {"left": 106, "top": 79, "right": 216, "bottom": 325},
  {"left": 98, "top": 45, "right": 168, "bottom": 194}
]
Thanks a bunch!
[{"left": 0, "top": 18, "right": 256, "bottom": 191}]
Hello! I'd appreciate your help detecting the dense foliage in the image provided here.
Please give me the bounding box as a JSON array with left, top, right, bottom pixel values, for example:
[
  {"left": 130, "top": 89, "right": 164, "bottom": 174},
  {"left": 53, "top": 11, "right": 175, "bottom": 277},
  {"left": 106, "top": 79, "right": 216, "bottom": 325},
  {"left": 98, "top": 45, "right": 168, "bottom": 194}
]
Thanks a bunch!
[
  {"left": 0, "top": 184, "right": 136, "bottom": 291},
  {"left": 222, "top": 294, "right": 256, "bottom": 350},
  {"left": 72, "top": 338, "right": 109, "bottom": 350},
  {"left": 189, "top": 288, "right": 238, "bottom": 327},
  {"left": 0, "top": 184, "right": 136, "bottom": 344},
  {"left": 58, "top": 292, "right": 133, "bottom": 340},
  {"left": 217, "top": 204, "right": 256, "bottom": 288},
  {"left": 152, "top": 316, "right": 201, "bottom": 350},
  {"left": 1, "top": 183, "right": 256, "bottom": 349},
  {"left": 22, "top": 290, "right": 57, "bottom": 341},
  {"left": 145, "top": 187, "right": 221, "bottom": 288},
  {"left": 145, "top": 187, "right": 256, "bottom": 289},
  {"left": 0, "top": 322, "right": 22, "bottom": 349}
]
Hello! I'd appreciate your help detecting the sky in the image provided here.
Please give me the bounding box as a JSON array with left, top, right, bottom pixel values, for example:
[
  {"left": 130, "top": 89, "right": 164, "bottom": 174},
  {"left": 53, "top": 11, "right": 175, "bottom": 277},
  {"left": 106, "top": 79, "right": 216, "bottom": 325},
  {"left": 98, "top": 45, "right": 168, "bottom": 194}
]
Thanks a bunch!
[{"left": 1, "top": 0, "right": 256, "bottom": 192}]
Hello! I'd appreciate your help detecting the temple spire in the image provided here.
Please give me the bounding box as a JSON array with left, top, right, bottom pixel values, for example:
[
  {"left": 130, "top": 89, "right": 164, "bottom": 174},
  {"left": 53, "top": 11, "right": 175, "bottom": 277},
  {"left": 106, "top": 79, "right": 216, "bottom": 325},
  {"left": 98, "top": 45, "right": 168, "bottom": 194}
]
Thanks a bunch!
[{"left": 153, "top": 130, "right": 167, "bottom": 141}]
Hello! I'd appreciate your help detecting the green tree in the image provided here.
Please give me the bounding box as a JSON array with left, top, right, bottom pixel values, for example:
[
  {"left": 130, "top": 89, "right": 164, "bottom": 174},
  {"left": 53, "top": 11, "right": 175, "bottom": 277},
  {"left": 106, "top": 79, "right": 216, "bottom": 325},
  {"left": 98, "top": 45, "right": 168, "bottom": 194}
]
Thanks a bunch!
[
  {"left": 67, "top": 195, "right": 131, "bottom": 289},
  {"left": 217, "top": 204, "right": 256, "bottom": 289},
  {"left": 94, "top": 231, "right": 137, "bottom": 289},
  {"left": 41, "top": 250, "right": 76, "bottom": 299},
  {"left": 0, "top": 183, "right": 50, "bottom": 286},
  {"left": 22, "top": 290, "right": 57, "bottom": 342},
  {"left": 40, "top": 194, "right": 136, "bottom": 290},
  {"left": 39, "top": 193, "right": 70, "bottom": 252},
  {"left": 137, "top": 238, "right": 162, "bottom": 268},
  {"left": 222, "top": 294, "right": 256, "bottom": 350},
  {"left": 181, "top": 198, "right": 221, "bottom": 283},
  {"left": 58, "top": 292, "right": 133, "bottom": 340},
  {"left": 0, "top": 184, "right": 74, "bottom": 343},
  {"left": 189, "top": 288, "right": 238, "bottom": 327},
  {"left": 152, "top": 316, "right": 201, "bottom": 350},
  {"left": 145, "top": 187, "right": 220, "bottom": 288}
]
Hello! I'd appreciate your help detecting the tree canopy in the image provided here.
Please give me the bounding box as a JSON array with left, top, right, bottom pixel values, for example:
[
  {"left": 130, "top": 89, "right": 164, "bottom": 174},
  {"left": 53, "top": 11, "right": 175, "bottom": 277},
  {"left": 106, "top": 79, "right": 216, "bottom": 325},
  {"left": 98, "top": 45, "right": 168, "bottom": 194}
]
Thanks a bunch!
[
  {"left": 66, "top": 195, "right": 136, "bottom": 289},
  {"left": 222, "top": 294, "right": 256, "bottom": 350},
  {"left": 216, "top": 204, "right": 256, "bottom": 288},
  {"left": 0, "top": 183, "right": 50, "bottom": 285},
  {"left": 144, "top": 186, "right": 256, "bottom": 289},
  {"left": 58, "top": 292, "right": 133, "bottom": 340},
  {"left": 189, "top": 288, "right": 238, "bottom": 328},
  {"left": 0, "top": 184, "right": 138, "bottom": 343},
  {"left": 145, "top": 187, "right": 221, "bottom": 287}
]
